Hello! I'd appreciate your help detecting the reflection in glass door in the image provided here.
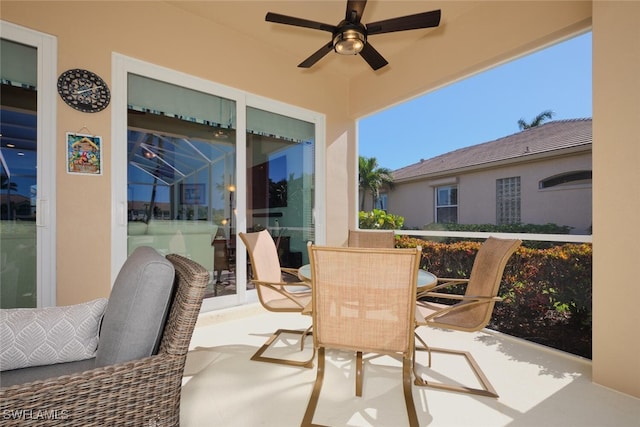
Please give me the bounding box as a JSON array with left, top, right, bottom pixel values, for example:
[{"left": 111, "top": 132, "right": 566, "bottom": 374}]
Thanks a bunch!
[
  {"left": 127, "top": 74, "right": 237, "bottom": 298},
  {"left": 245, "top": 107, "right": 315, "bottom": 273},
  {"left": 0, "top": 39, "right": 38, "bottom": 308}
]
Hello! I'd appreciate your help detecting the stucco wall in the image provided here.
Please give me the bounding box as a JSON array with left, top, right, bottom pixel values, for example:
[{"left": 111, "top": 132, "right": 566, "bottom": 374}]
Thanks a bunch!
[
  {"left": 389, "top": 152, "right": 592, "bottom": 233},
  {"left": 592, "top": 0, "right": 640, "bottom": 399}
]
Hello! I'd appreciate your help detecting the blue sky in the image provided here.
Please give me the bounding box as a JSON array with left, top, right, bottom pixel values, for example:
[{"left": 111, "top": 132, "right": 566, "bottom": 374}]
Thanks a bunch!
[{"left": 358, "top": 32, "right": 592, "bottom": 171}]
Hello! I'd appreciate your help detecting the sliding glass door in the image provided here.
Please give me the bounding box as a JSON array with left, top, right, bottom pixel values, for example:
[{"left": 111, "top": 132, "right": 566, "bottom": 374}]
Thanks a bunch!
[
  {"left": 245, "top": 107, "right": 315, "bottom": 268},
  {"left": 0, "top": 23, "right": 56, "bottom": 308},
  {"left": 112, "top": 54, "right": 325, "bottom": 310},
  {"left": 126, "top": 74, "right": 237, "bottom": 300}
]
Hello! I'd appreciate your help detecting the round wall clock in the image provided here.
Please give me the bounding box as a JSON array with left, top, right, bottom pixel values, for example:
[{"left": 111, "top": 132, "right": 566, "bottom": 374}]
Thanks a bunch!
[{"left": 57, "top": 68, "right": 111, "bottom": 113}]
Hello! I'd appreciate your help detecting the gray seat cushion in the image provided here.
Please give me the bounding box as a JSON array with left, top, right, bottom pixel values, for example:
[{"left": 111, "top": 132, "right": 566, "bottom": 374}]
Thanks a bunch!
[
  {"left": 0, "top": 358, "right": 97, "bottom": 388},
  {"left": 95, "top": 246, "right": 175, "bottom": 367}
]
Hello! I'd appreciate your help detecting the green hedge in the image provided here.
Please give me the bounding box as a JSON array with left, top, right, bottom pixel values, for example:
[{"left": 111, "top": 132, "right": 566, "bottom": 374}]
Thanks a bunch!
[
  {"left": 422, "top": 222, "right": 572, "bottom": 234},
  {"left": 396, "top": 236, "right": 593, "bottom": 358}
]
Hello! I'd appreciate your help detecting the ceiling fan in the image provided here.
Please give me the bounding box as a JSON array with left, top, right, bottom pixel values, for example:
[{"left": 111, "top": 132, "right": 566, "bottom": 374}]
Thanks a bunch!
[{"left": 265, "top": 0, "right": 441, "bottom": 71}]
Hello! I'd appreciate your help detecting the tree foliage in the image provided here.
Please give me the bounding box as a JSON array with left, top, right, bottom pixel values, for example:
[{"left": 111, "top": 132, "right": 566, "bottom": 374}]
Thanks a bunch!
[
  {"left": 517, "top": 110, "right": 555, "bottom": 130},
  {"left": 358, "top": 156, "right": 394, "bottom": 211}
]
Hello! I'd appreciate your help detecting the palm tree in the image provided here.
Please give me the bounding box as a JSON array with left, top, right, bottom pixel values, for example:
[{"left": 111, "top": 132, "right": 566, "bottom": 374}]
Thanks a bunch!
[
  {"left": 358, "top": 156, "right": 394, "bottom": 211},
  {"left": 518, "top": 110, "right": 555, "bottom": 130}
]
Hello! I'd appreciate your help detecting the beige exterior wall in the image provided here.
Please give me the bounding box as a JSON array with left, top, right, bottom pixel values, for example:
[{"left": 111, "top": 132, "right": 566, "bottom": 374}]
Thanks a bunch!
[
  {"left": 389, "top": 151, "right": 592, "bottom": 234},
  {"left": 2, "top": 1, "right": 639, "bottom": 397},
  {"left": 383, "top": 180, "right": 431, "bottom": 228},
  {"left": 592, "top": 1, "right": 640, "bottom": 399}
]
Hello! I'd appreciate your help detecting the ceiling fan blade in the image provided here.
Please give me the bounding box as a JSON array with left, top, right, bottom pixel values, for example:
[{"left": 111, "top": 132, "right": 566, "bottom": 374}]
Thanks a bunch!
[
  {"left": 367, "top": 9, "right": 441, "bottom": 35},
  {"left": 298, "top": 42, "right": 334, "bottom": 68},
  {"left": 359, "top": 43, "right": 388, "bottom": 71},
  {"left": 345, "top": 0, "right": 367, "bottom": 23},
  {"left": 266, "top": 12, "right": 335, "bottom": 33}
]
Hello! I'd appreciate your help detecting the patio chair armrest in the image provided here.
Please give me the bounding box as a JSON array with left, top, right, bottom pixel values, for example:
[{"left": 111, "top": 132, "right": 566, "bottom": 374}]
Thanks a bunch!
[
  {"left": 281, "top": 267, "right": 300, "bottom": 277},
  {"left": 416, "top": 279, "right": 469, "bottom": 299},
  {"left": 418, "top": 296, "right": 502, "bottom": 324},
  {"left": 430, "top": 278, "right": 469, "bottom": 291},
  {"left": 420, "top": 292, "right": 501, "bottom": 302},
  {"left": 251, "top": 279, "right": 312, "bottom": 295},
  {"left": 432, "top": 277, "right": 469, "bottom": 289},
  {"left": 251, "top": 278, "right": 309, "bottom": 287}
]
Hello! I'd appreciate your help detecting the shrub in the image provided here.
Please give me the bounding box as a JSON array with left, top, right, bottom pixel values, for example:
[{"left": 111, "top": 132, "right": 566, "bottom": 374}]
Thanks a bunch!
[
  {"left": 359, "top": 209, "right": 404, "bottom": 229},
  {"left": 422, "top": 222, "right": 572, "bottom": 234},
  {"left": 421, "top": 223, "right": 574, "bottom": 248},
  {"left": 396, "top": 235, "right": 592, "bottom": 358}
]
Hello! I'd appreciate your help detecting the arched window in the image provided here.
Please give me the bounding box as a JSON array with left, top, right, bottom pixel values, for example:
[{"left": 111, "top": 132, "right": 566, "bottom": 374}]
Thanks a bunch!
[{"left": 539, "top": 170, "right": 592, "bottom": 189}]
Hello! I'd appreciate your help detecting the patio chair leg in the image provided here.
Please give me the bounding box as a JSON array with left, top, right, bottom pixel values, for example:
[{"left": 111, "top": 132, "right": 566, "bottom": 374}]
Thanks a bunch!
[
  {"left": 413, "top": 332, "right": 432, "bottom": 384},
  {"left": 300, "top": 324, "right": 313, "bottom": 352},
  {"left": 251, "top": 328, "right": 315, "bottom": 368},
  {"left": 403, "top": 356, "right": 420, "bottom": 427},
  {"left": 414, "top": 332, "right": 432, "bottom": 367},
  {"left": 301, "top": 347, "right": 327, "bottom": 427},
  {"left": 355, "top": 351, "right": 363, "bottom": 397},
  {"left": 413, "top": 345, "right": 499, "bottom": 398}
]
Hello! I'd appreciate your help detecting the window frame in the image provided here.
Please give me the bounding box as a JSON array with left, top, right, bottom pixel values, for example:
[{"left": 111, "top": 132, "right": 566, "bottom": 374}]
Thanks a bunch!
[
  {"left": 539, "top": 170, "right": 592, "bottom": 189},
  {"left": 435, "top": 185, "right": 458, "bottom": 224},
  {"left": 1, "top": 21, "right": 57, "bottom": 307}
]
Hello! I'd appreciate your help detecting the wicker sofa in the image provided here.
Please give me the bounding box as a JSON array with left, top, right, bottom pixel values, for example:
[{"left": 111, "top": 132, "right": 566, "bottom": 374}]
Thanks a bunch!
[{"left": 0, "top": 247, "right": 209, "bottom": 426}]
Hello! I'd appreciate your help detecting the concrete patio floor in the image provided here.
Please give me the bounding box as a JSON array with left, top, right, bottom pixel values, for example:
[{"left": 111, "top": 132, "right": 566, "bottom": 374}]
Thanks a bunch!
[{"left": 181, "top": 304, "right": 639, "bottom": 426}]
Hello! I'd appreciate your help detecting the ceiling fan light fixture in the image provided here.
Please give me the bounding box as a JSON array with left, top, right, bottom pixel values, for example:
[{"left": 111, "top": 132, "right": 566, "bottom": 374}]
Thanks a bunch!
[
  {"left": 333, "top": 29, "right": 365, "bottom": 55},
  {"left": 266, "top": 1, "right": 441, "bottom": 70}
]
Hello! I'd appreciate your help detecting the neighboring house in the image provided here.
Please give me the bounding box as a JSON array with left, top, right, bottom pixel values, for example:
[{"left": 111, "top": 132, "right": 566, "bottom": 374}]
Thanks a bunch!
[{"left": 384, "top": 119, "right": 592, "bottom": 234}]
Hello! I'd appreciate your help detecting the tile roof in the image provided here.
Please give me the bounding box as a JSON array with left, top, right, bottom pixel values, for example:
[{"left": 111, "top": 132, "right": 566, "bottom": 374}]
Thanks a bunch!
[{"left": 392, "top": 119, "right": 592, "bottom": 181}]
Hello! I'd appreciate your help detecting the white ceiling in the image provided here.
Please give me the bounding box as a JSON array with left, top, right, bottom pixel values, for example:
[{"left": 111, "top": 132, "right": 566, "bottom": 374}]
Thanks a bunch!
[{"left": 166, "top": 1, "right": 476, "bottom": 78}]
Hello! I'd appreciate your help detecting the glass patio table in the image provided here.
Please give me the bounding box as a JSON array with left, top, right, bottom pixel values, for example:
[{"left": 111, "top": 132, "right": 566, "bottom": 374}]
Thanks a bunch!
[{"left": 297, "top": 264, "right": 437, "bottom": 293}]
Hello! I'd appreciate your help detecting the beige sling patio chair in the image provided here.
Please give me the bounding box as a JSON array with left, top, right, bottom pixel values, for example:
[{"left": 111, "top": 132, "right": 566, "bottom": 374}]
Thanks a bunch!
[
  {"left": 239, "top": 230, "right": 314, "bottom": 368},
  {"left": 302, "top": 244, "right": 422, "bottom": 427},
  {"left": 413, "top": 236, "right": 521, "bottom": 398},
  {"left": 348, "top": 229, "right": 396, "bottom": 248},
  {"left": 346, "top": 228, "right": 396, "bottom": 379}
]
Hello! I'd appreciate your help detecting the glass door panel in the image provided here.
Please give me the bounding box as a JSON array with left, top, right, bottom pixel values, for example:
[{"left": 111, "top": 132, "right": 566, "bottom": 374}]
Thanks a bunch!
[
  {"left": 0, "top": 39, "right": 38, "bottom": 308},
  {"left": 245, "top": 107, "right": 315, "bottom": 272},
  {"left": 127, "top": 75, "right": 236, "bottom": 298}
]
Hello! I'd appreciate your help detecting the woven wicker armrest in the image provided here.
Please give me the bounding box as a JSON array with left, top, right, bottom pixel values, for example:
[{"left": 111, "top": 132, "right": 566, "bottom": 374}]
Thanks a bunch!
[{"left": 1, "top": 353, "right": 182, "bottom": 426}]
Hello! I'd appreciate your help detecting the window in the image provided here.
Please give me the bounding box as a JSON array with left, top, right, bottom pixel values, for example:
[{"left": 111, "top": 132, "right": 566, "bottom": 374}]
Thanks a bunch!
[
  {"left": 496, "top": 176, "right": 521, "bottom": 224},
  {"left": 435, "top": 185, "right": 457, "bottom": 224},
  {"left": 540, "top": 170, "right": 592, "bottom": 189},
  {"left": 376, "top": 193, "right": 388, "bottom": 211}
]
